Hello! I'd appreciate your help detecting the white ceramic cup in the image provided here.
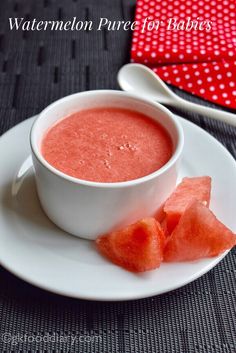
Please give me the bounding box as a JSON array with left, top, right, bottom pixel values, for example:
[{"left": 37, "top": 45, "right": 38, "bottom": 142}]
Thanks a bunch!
[{"left": 30, "top": 90, "right": 184, "bottom": 240}]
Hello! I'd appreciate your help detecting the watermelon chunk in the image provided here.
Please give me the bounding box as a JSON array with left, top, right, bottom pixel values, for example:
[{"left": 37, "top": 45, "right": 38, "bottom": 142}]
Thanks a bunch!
[
  {"left": 161, "top": 217, "right": 170, "bottom": 237},
  {"left": 164, "top": 176, "right": 211, "bottom": 233},
  {"left": 164, "top": 200, "right": 236, "bottom": 262},
  {"left": 96, "top": 218, "right": 165, "bottom": 272}
]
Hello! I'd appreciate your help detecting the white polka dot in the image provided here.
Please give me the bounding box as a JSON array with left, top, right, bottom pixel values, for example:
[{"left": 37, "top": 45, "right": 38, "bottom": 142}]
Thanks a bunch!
[
  {"left": 200, "top": 88, "right": 205, "bottom": 94},
  {"left": 222, "top": 93, "right": 228, "bottom": 98},
  {"left": 210, "top": 86, "right": 215, "bottom": 91},
  {"left": 212, "top": 95, "right": 218, "bottom": 100},
  {"left": 219, "top": 84, "right": 225, "bottom": 89},
  {"left": 194, "top": 71, "right": 200, "bottom": 76},
  {"left": 229, "top": 81, "right": 235, "bottom": 87},
  {"left": 197, "top": 80, "right": 203, "bottom": 85}
]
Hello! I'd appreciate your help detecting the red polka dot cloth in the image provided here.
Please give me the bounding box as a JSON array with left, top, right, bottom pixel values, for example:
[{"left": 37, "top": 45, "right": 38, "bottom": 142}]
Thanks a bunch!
[{"left": 131, "top": 0, "right": 236, "bottom": 109}]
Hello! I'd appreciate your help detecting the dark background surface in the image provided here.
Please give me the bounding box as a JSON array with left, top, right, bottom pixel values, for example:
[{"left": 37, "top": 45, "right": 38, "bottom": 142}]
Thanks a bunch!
[{"left": 0, "top": 1, "right": 236, "bottom": 352}]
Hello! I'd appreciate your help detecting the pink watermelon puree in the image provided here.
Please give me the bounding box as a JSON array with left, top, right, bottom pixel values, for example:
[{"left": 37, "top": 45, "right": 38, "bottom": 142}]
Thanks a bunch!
[{"left": 41, "top": 107, "right": 173, "bottom": 183}]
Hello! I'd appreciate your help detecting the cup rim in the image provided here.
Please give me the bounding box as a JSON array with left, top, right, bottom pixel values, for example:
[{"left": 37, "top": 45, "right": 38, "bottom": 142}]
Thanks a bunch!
[{"left": 30, "top": 90, "right": 184, "bottom": 189}]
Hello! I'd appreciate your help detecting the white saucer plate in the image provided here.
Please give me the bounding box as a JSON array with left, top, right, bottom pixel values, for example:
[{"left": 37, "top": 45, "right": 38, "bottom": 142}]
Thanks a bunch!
[{"left": 0, "top": 116, "right": 235, "bottom": 301}]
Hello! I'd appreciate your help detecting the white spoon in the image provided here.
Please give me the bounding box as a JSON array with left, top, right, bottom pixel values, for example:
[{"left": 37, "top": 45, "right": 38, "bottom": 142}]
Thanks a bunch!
[{"left": 118, "top": 63, "right": 236, "bottom": 127}]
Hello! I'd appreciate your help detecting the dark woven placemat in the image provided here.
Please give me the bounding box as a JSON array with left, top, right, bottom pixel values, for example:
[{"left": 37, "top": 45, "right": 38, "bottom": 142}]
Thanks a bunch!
[{"left": 0, "top": 1, "right": 236, "bottom": 352}]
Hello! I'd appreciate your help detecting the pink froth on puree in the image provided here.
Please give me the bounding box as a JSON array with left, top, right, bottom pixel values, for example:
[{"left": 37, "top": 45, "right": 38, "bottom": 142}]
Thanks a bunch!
[{"left": 41, "top": 107, "right": 173, "bottom": 183}]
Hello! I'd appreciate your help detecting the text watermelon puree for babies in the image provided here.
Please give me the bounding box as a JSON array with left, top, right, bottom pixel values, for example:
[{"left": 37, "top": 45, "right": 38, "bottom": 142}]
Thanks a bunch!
[
  {"left": 96, "top": 218, "right": 165, "bottom": 272},
  {"left": 164, "top": 176, "right": 211, "bottom": 233},
  {"left": 164, "top": 200, "right": 236, "bottom": 262}
]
